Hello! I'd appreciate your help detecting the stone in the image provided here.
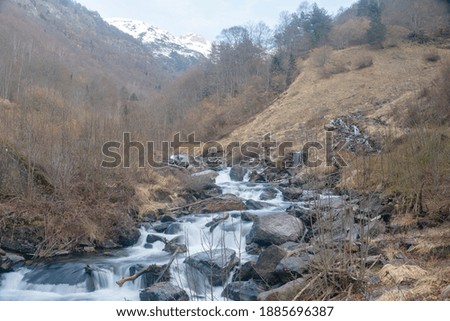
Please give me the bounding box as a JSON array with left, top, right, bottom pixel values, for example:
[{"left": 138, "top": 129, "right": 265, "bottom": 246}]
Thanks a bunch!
[
  {"left": 245, "top": 199, "right": 268, "bottom": 210},
  {"left": 153, "top": 222, "right": 172, "bottom": 233},
  {"left": 249, "top": 171, "right": 266, "bottom": 183},
  {"left": 281, "top": 187, "right": 304, "bottom": 201},
  {"left": 160, "top": 215, "right": 177, "bottom": 223},
  {"left": 0, "top": 256, "right": 13, "bottom": 273},
  {"left": 246, "top": 213, "right": 305, "bottom": 246},
  {"left": 259, "top": 188, "right": 279, "bottom": 201},
  {"left": 254, "top": 245, "right": 287, "bottom": 285},
  {"left": 146, "top": 234, "right": 166, "bottom": 244},
  {"left": 229, "top": 166, "right": 247, "bottom": 182},
  {"left": 189, "top": 195, "right": 246, "bottom": 213},
  {"left": 184, "top": 248, "right": 239, "bottom": 286},
  {"left": 274, "top": 252, "right": 313, "bottom": 282},
  {"left": 164, "top": 222, "right": 182, "bottom": 235},
  {"left": 257, "top": 278, "right": 306, "bottom": 301},
  {"left": 222, "top": 280, "right": 266, "bottom": 301},
  {"left": 140, "top": 282, "right": 189, "bottom": 301},
  {"left": 232, "top": 261, "right": 257, "bottom": 282},
  {"left": 117, "top": 228, "right": 141, "bottom": 247},
  {"left": 241, "top": 212, "right": 257, "bottom": 222}
]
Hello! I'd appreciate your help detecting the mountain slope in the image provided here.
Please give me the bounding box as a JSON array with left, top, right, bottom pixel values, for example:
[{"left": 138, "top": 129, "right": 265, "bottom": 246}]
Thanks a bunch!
[
  {"left": 107, "top": 18, "right": 211, "bottom": 71},
  {"left": 223, "top": 42, "right": 449, "bottom": 149}
]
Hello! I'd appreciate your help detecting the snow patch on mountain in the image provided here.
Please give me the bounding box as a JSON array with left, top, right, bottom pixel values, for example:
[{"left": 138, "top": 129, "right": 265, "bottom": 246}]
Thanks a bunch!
[{"left": 106, "top": 18, "right": 211, "bottom": 58}]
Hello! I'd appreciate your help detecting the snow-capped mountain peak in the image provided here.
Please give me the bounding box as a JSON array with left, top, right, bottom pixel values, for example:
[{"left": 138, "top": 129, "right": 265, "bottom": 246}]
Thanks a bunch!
[{"left": 106, "top": 18, "right": 211, "bottom": 58}]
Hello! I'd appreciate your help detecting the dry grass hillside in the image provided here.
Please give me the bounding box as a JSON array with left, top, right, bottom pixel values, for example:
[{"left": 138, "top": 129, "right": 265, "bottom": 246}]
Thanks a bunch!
[
  {"left": 222, "top": 39, "right": 450, "bottom": 301},
  {"left": 224, "top": 41, "right": 449, "bottom": 147}
]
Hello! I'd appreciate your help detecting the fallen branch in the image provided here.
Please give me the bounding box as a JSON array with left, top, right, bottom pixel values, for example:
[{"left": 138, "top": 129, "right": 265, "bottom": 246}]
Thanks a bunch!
[{"left": 116, "top": 249, "right": 181, "bottom": 287}]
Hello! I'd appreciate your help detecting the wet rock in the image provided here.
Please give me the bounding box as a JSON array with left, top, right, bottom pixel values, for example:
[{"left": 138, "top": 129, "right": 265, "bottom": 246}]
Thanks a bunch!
[
  {"left": 153, "top": 222, "right": 172, "bottom": 233},
  {"left": 259, "top": 188, "right": 279, "bottom": 201},
  {"left": 232, "top": 261, "right": 257, "bottom": 282},
  {"left": 281, "top": 187, "right": 304, "bottom": 201},
  {"left": 117, "top": 228, "right": 141, "bottom": 247},
  {"left": 190, "top": 195, "right": 246, "bottom": 213},
  {"left": 163, "top": 242, "right": 187, "bottom": 254},
  {"left": 140, "top": 282, "right": 189, "bottom": 301},
  {"left": 0, "top": 256, "right": 13, "bottom": 273},
  {"left": 274, "top": 253, "right": 313, "bottom": 282},
  {"left": 130, "top": 264, "right": 171, "bottom": 288},
  {"left": 245, "top": 199, "right": 268, "bottom": 210},
  {"left": 222, "top": 280, "right": 266, "bottom": 301},
  {"left": 165, "top": 223, "right": 182, "bottom": 235},
  {"left": 0, "top": 248, "right": 6, "bottom": 256},
  {"left": 144, "top": 243, "right": 154, "bottom": 249},
  {"left": 246, "top": 243, "right": 261, "bottom": 255},
  {"left": 257, "top": 277, "right": 306, "bottom": 301},
  {"left": 160, "top": 215, "right": 177, "bottom": 223},
  {"left": 246, "top": 213, "right": 305, "bottom": 246},
  {"left": 241, "top": 212, "right": 257, "bottom": 222},
  {"left": 230, "top": 166, "right": 247, "bottom": 182},
  {"left": 83, "top": 247, "right": 96, "bottom": 253},
  {"left": 5, "top": 253, "right": 25, "bottom": 265},
  {"left": 184, "top": 248, "right": 239, "bottom": 286},
  {"left": 254, "top": 245, "right": 287, "bottom": 285},
  {"left": 146, "top": 234, "right": 166, "bottom": 244},
  {"left": 249, "top": 171, "right": 266, "bottom": 183}
]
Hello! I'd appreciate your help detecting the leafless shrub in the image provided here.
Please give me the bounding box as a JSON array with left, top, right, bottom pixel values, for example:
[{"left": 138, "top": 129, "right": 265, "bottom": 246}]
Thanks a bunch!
[{"left": 353, "top": 55, "right": 373, "bottom": 70}]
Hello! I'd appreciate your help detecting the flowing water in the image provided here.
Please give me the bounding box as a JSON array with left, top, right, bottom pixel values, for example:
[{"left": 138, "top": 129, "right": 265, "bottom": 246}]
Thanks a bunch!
[{"left": 0, "top": 168, "right": 341, "bottom": 301}]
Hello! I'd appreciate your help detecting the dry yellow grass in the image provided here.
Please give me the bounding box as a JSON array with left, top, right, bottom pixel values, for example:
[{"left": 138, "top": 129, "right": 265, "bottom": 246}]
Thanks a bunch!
[{"left": 222, "top": 42, "right": 449, "bottom": 148}]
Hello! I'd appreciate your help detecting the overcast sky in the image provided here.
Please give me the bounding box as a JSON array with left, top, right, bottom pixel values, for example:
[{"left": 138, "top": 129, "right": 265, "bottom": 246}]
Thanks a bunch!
[{"left": 76, "top": 0, "right": 357, "bottom": 40}]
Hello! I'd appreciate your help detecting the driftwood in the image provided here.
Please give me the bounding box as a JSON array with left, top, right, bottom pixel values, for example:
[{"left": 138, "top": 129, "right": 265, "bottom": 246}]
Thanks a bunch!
[
  {"left": 116, "top": 248, "right": 181, "bottom": 287},
  {"left": 205, "top": 213, "right": 230, "bottom": 232}
]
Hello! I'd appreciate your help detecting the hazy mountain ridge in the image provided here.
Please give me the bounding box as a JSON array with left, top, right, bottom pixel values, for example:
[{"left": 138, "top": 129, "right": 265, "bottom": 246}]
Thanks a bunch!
[{"left": 107, "top": 18, "right": 211, "bottom": 71}]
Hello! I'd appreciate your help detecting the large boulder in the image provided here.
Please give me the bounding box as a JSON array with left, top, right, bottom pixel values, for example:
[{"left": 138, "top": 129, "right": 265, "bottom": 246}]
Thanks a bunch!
[
  {"left": 229, "top": 166, "right": 247, "bottom": 182},
  {"left": 259, "top": 188, "right": 279, "bottom": 201},
  {"left": 184, "top": 248, "right": 239, "bottom": 286},
  {"left": 140, "top": 282, "right": 189, "bottom": 301},
  {"left": 246, "top": 213, "right": 305, "bottom": 246},
  {"left": 254, "top": 245, "right": 287, "bottom": 285},
  {"left": 222, "top": 280, "right": 266, "bottom": 301},
  {"left": 117, "top": 228, "right": 141, "bottom": 247},
  {"left": 190, "top": 195, "right": 246, "bottom": 213}
]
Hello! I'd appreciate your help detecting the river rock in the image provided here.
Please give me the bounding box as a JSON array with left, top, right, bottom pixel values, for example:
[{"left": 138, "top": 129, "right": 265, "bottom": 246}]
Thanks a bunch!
[
  {"left": 190, "top": 195, "right": 246, "bottom": 213},
  {"left": 241, "top": 212, "right": 257, "bottom": 222},
  {"left": 246, "top": 213, "right": 305, "bottom": 246},
  {"left": 245, "top": 199, "right": 268, "bottom": 210},
  {"left": 0, "top": 256, "right": 13, "bottom": 273},
  {"left": 281, "top": 187, "right": 304, "bottom": 201},
  {"left": 249, "top": 171, "right": 266, "bottom": 183},
  {"left": 146, "top": 234, "right": 166, "bottom": 244},
  {"left": 140, "top": 282, "right": 189, "bottom": 301},
  {"left": 130, "top": 264, "right": 171, "bottom": 288},
  {"left": 232, "top": 261, "right": 257, "bottom": 282},
  {"left": 153, "top": 222, "right": 172, "bottom": 233},
  {"left": 257, "top": 277, "right": 306, "bottom": 301},
  {"left": 260, "top": 188, "right": 279, "bottom": 201},
  {"left": 222, "top": 280, "right": 266, "bottom": 301},
  {"left": 164, "top": 222, "right": 182, "bottom": 235},
  {"left": 274, "top": 253, "right": 313, "bottom": 282},
  {"left": 254, "top": 245, "right": 287, "bottom": 285},
  {"left": 160, "top": 215, "right": 177, "bottom": 223},
  {"left": 184, "top": 248, "right": 239, "bottom": 286},
  {"left": 117, "top": 228, "right": 141, "bottom": 247},
  {"left": 0, "top": 248, "right": 6, "bottom": 256},
  {"left": 230, "top": 166, "right": 247, "bottom": 181}
]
